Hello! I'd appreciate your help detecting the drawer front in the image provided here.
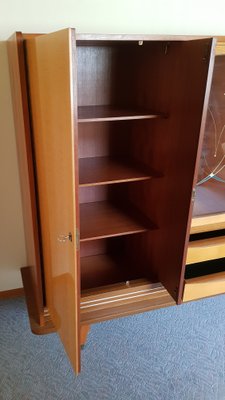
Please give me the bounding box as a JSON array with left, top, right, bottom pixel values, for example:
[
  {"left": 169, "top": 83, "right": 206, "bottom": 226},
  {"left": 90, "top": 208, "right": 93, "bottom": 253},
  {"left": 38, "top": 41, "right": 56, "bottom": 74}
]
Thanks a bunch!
[
  {"left": 183, "top": 271, "right": 225, "bottom": 302},
  {"left": 191, "top": 214, "right": 225, "bottom": 234},
  {"left": 187, "top": 236, "right": 225, "bottom": 265}
]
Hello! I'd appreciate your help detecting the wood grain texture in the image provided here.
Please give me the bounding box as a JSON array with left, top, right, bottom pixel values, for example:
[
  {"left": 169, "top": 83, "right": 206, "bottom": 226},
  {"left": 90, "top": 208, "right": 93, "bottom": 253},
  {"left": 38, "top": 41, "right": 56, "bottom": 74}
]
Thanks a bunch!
[
  {"left": 77, "top": 38, "right": 214, "bottom": 304},
  {"left": 76, "top": 34, "right": 210, "bottom": 42},
  {"left": 81, "top": 254, "right": 127, "bottom": 290},
  {"left": 0, "top": 288, "right": 24, "bottom": 299},
  {"left": 191, "top": 213, "right": 225, "bottom": 234},
  {"left": 79, "top": 157, "right": 152, "bottom": 186},
  {"left": 187, "top": 236, "right": 225, "bottom": 264},
  {"left": 183, "top": 271, "right": 225, "bottom": 302},
  {"left": 21, "top": 267, "right": 56, "bottom": 334},
  {"left": 7, "top": 32, "right": 44, "bottom": 326},
  {"left": 110, "top": 39, "right": 215, "bottom": 303},
  {"left": 81, "top": 279, "right": 175, "bottom": 324},
  {"left": 78, "top": 105, "right": 162, "bottom": 122},
  {"left": 215, "top": 37, "right": 225, "bottom": 56},
  {"left": 80, "top": 252, "right": 144, "bottom": 290},
  {"left": 25, "top": 29, "right": 81, "bottom": 373},
  {"left": 176, "top": 39, "right": 216, "bottom": 302},
  {"left": 80, "top": 324, "right": 90, "bottom": 346},
  {"left": 80, "top": 201, "right": 152, "bottom": 241}
]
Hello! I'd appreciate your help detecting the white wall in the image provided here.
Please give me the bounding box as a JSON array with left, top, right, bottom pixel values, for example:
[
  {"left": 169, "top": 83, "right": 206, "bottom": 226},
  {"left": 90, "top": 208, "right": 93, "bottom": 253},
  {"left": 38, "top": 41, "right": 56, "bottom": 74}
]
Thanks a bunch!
[
  {"left": 1, "top": 0, "right": 225, "bottom": 291},
  {"left": 0, "top": 42, "right": 26, "bottom": 290},
  {"left": 1, "top": 0, "right": 225, "bottom": 39}
]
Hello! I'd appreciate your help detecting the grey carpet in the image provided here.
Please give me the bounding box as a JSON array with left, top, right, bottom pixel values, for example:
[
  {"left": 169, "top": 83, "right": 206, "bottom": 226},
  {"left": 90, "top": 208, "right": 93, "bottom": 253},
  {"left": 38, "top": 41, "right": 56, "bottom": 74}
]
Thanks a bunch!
[{"left": 1, "top": 296, "right": 225, "bottom": 400}]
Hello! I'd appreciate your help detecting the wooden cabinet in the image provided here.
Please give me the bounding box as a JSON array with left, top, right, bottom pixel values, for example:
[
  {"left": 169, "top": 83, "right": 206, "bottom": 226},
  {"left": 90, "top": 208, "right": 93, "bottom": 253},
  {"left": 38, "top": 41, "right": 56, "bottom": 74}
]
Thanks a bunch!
[
  {"left": 7, "top": 29, "right": 215, "bottom": 373},
  {"left": 184, "top": 41, "right": 225, "bottom": 303}
]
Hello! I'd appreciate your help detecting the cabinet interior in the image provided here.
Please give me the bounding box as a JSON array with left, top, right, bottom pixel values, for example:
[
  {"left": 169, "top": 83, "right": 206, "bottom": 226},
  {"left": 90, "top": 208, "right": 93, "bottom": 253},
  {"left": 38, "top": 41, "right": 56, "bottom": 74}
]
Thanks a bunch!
[
  {"left": 7, "top": 29, "right": 216, "bottom": 373},
  {"left": 77, "top": 41, "right": 163, "bottom": 293},
  {"left": 76, "top": 39, "right": 211, "bottom": 303}
]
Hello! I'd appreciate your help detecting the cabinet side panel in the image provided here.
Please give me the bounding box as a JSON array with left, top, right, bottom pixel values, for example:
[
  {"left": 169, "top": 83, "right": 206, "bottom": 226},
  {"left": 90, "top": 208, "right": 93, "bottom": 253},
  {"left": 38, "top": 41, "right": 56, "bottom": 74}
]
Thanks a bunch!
[
  {"left": 25, "top": 29, "right": 81, "bottom": 373},
  {"left": 7, "top": 32, "right": 44, "bottom": 325}
]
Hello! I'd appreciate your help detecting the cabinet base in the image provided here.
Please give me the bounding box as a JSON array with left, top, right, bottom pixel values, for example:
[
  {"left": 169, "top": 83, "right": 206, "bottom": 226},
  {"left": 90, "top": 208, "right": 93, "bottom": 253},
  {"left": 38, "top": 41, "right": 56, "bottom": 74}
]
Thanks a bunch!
[{"left": 21, "top": 266, "right": 56, "bottom": 335}]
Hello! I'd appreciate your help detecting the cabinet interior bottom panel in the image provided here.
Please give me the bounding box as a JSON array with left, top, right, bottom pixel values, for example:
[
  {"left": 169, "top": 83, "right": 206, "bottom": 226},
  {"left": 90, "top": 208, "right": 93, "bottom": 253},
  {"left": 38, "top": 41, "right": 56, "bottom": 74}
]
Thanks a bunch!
[
  {"left": 81, "top": 254, "right": 139, "bottom": 290},
  {"left": 80, "top": 279, "right": 175, "bottom": 324}
]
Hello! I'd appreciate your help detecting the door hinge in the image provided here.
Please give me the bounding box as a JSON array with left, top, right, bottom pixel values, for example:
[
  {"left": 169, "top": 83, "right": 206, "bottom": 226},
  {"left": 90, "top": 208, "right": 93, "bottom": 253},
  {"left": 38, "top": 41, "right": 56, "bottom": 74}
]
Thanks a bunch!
[
  {"left": 203, "top": 42, "right": 211, "bottom": 63},
  {"left": 192, "top": 188, "right": 196, "bottom": 202},
  {"left": 164, "top": 42, "right": 170, "bottom": 55}
]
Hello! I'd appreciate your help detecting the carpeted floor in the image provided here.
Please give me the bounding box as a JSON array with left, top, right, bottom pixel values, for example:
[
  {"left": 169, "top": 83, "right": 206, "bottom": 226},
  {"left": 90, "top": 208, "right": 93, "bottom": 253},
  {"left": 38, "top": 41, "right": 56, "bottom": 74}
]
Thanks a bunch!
[{"left": 1, "top": 296, "right": 225, "bottom": 400}]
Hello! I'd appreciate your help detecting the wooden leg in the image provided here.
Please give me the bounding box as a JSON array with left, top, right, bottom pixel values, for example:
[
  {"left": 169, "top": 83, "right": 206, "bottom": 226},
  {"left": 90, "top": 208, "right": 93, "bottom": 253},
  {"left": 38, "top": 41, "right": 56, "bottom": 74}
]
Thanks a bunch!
[{"left": 80, "top": 324, "right": 90, "bottom": 348}]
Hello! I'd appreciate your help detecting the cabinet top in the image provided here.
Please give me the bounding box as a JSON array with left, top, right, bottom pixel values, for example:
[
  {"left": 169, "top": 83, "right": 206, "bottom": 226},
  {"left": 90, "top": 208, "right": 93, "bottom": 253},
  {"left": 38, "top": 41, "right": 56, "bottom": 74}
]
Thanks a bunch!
[
  {"left": 22, "top": 31, "right": 212, "bottom": 43},
  {"left": 76, "top": 33, "right": 212, "bottom": 42}
]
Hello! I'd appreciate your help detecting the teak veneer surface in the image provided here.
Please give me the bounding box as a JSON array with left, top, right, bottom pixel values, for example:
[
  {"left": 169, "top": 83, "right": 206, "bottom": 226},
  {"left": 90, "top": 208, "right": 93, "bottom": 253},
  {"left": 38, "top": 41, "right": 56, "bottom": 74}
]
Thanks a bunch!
[
  {"left": 81, "top": 279, "right": 176, "bottom": 324},
  {"left": 183, "top": 271, "right": 225, "bottom": 302},
  {"left": 7, "top": 33, "right": 45, "bottom": 326},
  {"left": 79, "top": 157, "right": 152, "bottom": 186},
  {"left": 78, "top": 105, "right": 163, "bottom": 122},
  {"left": 80, "top": 201, "right": 152, "bottom": 241},
  {"left": 25, "top": 28, "right": 81, "bottom": 373},
  {"left": 187, "top": 236, "right": 225, "bottom": 264}
]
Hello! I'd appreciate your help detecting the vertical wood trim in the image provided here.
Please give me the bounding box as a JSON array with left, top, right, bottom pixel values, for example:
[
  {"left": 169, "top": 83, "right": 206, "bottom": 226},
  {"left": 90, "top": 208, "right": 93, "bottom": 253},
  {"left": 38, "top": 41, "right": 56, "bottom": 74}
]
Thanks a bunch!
[
  {"left": 70, "top": 28, "right": 81, "bottom": 372},
  {"left": 7, "top": 32, "right": 44, "bottom": 325}
]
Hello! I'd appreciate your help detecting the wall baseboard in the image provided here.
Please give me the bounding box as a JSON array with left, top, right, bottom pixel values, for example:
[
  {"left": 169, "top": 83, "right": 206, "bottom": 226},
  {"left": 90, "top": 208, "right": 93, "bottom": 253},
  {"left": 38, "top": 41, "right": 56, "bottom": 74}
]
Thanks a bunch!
[{"left": 0, "top": 287, "right": 24, "bottom": 299}]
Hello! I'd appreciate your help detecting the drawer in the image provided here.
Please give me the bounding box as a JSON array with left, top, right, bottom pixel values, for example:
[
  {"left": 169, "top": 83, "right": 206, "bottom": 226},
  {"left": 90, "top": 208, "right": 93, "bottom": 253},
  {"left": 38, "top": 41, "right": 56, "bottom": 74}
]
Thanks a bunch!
[
  {"left": 191, "top": 213, "right": 225, "bottom": 234},
  {"left": 183, "top": 271, "right": 225, "bottom": 302},
  {"left": 186, "top": 236, "right": 225, "bottom": 265}
]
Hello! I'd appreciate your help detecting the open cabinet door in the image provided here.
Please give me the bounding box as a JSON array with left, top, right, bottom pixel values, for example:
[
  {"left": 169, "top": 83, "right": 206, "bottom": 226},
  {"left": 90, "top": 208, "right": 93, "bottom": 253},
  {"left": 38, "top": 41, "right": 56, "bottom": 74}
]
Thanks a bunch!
[
  {"left": 25, "top": 29, "right": 80, "bottom": 373},
  {"left": 144, "top": 38, "right": 216, "bottom": 304}
]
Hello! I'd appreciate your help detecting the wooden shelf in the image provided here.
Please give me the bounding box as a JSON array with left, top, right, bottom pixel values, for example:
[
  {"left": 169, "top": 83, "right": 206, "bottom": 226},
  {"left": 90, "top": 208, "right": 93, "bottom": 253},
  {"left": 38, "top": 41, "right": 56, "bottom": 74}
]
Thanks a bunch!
[
  {"left": 80, "top": 278, "right": 175, "bottom": 324},
  {"left": 79, "top": 157, "right": 153, "bottom": 187},
  {"left": 80, "top": 201, "right": 152, "bottom": 241},
  {"left": 78, "top": 105, "right": 163, "bottom": 122}
]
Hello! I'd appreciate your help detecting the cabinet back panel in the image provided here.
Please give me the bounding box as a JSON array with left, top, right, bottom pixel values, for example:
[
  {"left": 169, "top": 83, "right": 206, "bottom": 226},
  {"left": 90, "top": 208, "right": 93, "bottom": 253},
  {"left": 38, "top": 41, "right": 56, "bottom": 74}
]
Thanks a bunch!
[
  {"left": 79, "top": 186, "right": 108, "bottom": 204},
  {"left": 80, "top": 234, "right": 158, "bottom": 290},
  {"left": 77, "top": 45, "right": 125, "bottom": 107},
  {"left": 77, "top": 42, "right": 170, "bottom": 110},
  {"left": 78, "top": 122, "right": 130, "bottom": 159}
]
